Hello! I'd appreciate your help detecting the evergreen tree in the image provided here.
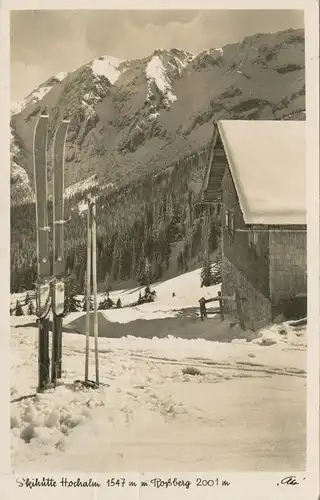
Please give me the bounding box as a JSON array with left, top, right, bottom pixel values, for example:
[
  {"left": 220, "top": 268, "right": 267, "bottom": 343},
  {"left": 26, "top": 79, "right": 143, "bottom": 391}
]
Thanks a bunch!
[
  {"left": 139, "top": 257, "right": 151, "bottom": 286},
  {"left": 141, "top": 285, "right": 157, "bottom": 303},
  {"left": 25, "top": 292, "right": 30, "bottom": 305},
  {"left": 99, "top": 295, "right": 114, "bottom": 310},
  {"left": 27, "top": 300, "right": 35, "bottom": 315},
  {"left": 138, "top": 290, "right": 143, "bottom": 305},
  {"left": 211, "top": 260, "right": 222, "bottom": 285},
  {"left": 116, "top": 297, "right": 122, "bottom": 308},
  {"left": 106, "top": 296, "right": 114, "bottom": 309},
  {"left": 211, "top": 242, "right": 222, "bottom": 285},
  {"left": 200, "top": 260, "right": 215, "bottom": 288},
  {"left": 65, "top": 273, "right": 81, "bottom": 314},
  {"left": 15, "top": 300, "right": 24, "bottom": 316}
]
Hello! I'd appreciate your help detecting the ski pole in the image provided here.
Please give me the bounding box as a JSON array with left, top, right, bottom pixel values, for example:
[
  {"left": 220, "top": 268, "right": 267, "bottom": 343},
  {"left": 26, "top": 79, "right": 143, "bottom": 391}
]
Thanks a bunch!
[
  {"left": 91, "top": 199, "right": 99, "bottom": 385},
  {"left": 85, "top": 197, "right": 92, "bottom": 382}
]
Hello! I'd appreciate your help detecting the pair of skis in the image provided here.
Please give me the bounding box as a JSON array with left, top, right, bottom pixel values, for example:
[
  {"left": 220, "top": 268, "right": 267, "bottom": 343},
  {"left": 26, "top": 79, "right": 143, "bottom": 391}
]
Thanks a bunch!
[{"left": 33, "top": 110, "right": 70, "bottom": 392}]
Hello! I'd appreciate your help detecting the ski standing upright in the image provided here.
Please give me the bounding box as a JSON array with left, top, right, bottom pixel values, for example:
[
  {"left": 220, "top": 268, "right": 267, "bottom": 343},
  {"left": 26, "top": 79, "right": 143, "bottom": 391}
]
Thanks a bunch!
[
  {"left": 51, "top": 117, "right": 70, "bottom": 384},
  {"left": 33, "top": 109, "right": 51, "bottom": 392}
]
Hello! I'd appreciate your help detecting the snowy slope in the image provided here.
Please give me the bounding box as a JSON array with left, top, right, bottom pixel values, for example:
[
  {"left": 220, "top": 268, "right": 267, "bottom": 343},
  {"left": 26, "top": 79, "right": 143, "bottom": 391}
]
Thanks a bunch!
[
  {"left": 108, "top": 268, "right": 221, "bottom": 310},
  {"left": 10, "top": 263, "right": 306, "bottom": 472},
  {"left": 146, "top": 55, "right": 177, "bottom": 105},
  {"left": 11, "top": 71, "right": 68, "bottom": 116},
  {"left": 145, "top": 49, "right": 193, "bottom": 112},
  {"left": 11, "top": 268, "right": 218, "bottom": 318}
]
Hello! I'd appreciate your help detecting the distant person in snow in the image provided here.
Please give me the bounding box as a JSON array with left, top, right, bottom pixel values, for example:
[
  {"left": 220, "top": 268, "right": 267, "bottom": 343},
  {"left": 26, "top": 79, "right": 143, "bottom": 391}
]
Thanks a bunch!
[{"left": 172, "top": 292, "right": 176, "bottom": 298}]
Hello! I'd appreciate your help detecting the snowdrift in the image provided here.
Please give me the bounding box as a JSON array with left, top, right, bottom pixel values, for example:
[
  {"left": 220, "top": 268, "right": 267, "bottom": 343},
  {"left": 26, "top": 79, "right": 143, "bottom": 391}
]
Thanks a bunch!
[{"left": 66, "top": 311, "right": 257, "bottom": 342}]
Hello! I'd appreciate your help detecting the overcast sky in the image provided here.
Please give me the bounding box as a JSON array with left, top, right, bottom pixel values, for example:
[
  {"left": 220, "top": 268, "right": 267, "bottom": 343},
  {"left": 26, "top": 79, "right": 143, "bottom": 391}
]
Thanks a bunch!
[{"left": 11, "top": 9, "right": 304, "bottom": 102}]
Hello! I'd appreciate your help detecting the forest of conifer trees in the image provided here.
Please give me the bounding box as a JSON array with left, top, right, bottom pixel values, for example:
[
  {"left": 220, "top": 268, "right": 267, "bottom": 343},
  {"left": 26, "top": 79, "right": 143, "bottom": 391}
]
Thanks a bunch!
[{"left": 11, "top": 149, "right": 220, "bottom": 293}]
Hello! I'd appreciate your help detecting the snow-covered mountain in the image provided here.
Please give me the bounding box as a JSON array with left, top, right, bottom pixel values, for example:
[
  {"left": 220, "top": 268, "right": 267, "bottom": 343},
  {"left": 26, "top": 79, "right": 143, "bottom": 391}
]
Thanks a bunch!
[
  {"left": 10, "top": 28, "right": 305, "bottom": 206},
  {"left": 11, "top": 71, "right": 69, "bottom": 116}
]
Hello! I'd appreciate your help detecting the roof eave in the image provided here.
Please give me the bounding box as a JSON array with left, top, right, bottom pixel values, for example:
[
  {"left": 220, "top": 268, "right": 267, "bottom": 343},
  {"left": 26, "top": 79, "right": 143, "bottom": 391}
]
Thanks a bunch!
[{"left": 199, "top": 122, "right": 219, "bottom": 202}]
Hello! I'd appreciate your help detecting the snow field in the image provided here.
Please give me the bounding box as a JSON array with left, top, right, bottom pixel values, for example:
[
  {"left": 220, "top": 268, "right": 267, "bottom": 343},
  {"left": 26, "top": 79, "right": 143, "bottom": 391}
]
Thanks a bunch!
[
  {"left": 90, "top": 56, "right": 124, "bottom": 84},
  {"left": 11, "top": 310, "right": 306, "bottom": 459},
  {"left": 54, "top": 71, "right": 68, "bottom": 82},
  {"left": 146, "top": 55, "right": 177, "bottom": 105},
  {"left": 10, "top": 317, "right": 306, "bottom": 471},
  {"left": 10, "top": 267, "right": 306, "bottom": 470}
]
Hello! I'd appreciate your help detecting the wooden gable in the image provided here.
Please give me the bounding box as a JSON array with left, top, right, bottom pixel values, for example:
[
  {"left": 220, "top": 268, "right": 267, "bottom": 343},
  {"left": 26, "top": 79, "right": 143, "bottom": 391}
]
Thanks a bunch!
[{"left": 201, "top": 126, "right": 228, "bottom": 204}]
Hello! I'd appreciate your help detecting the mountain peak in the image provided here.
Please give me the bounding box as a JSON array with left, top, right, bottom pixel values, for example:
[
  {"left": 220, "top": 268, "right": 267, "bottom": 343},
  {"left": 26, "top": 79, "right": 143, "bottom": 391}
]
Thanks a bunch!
[
  {"left": 10, "top": 28, "right": 305, "bottom": 206},
  {"left": 86, "top": 55, "right": 125, "bottom": 85}
]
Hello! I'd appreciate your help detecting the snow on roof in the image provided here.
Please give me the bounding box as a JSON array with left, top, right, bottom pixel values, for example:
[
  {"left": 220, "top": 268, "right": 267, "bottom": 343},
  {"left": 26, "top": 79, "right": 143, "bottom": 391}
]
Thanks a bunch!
[{"left": 217, "top": 120, "right": 306, "bottom": 225}]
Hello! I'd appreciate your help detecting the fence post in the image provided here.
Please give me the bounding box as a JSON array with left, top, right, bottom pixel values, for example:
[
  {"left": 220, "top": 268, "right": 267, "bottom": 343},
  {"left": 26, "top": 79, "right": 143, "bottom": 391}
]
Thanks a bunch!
[
  {"left": 235, "top": 288, "right": 246, "bottom": 330},
  {"left": 199, "top": 297, "right": 207, "bottom": 321},
  {"left": 218, "top": 291, "right": 224, "bottom": 321}
]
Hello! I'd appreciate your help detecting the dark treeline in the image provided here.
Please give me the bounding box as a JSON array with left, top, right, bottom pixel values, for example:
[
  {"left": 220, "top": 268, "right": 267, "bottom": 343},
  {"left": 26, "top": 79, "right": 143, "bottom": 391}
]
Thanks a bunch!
[{"left": 11, "top": 149, "right": 220, "bottom": 293}]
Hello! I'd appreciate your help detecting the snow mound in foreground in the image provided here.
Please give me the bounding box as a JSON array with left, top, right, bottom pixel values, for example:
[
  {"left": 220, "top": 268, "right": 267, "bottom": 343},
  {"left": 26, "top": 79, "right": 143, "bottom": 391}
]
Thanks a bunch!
[{"left": 11, "top": 385, "right": 105, "bottom": 459}]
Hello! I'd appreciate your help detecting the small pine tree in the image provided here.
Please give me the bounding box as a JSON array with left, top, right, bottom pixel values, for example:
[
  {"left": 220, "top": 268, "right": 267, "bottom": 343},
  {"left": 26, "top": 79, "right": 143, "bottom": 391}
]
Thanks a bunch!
[
  {"left": 64, "top": 273, "right": 81, "bottom": 314},
  {"left": 99, "top": 296, "right": 114, "bottom": 310},
  {"left": 106, "top": 296, "right": 114, "bottom": 309},
  {"left": 140, "top": 285, "right": 157, "bottom": 304},
  {"left": 25, "top": 292, "right": 30, "bottom": 305},
  {"left": 116, "top": 297, "right": 122, "bottom": 308},
  {"left": 211, "top": 237, "right": 222, "bottom": 285},
  {"left": 211, "top": 256, "right": 222, "bottom": 285},
  {"left": 27, "top": 300, "right": 35, "bottom": 315},
  {"left": 15, "top": 300, "right": 24, "bottom": 316},
  {"left": 138, "top": 290, "right": 143, "bottom": 305},
  {"left": 200, "top": 260, "right": 215, "bottom": 288}
]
